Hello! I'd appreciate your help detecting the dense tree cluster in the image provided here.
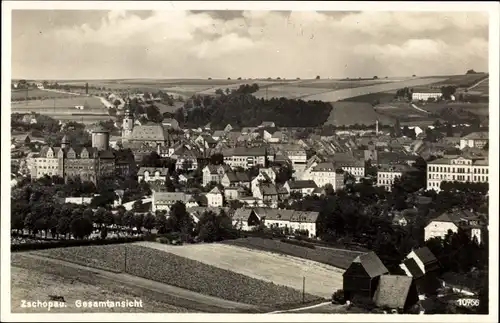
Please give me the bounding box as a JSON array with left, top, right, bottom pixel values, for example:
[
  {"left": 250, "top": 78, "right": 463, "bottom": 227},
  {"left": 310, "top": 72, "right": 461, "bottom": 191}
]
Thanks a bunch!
[{"left": 176, "top": 91, "right": 332, "bottom": 129}]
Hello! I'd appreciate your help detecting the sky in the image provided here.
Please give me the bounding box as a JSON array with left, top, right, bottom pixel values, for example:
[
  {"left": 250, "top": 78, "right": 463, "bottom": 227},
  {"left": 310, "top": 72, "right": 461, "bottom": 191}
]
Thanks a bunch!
[{"left": 11, "top": 10, "right": 489, "bottom": 80}]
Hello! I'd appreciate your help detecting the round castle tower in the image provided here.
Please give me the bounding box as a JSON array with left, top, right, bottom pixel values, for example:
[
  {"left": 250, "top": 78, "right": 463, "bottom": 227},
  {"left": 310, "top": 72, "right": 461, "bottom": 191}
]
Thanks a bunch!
[{"left": 92, "top": 125, "right": 110, "bottom": 151}]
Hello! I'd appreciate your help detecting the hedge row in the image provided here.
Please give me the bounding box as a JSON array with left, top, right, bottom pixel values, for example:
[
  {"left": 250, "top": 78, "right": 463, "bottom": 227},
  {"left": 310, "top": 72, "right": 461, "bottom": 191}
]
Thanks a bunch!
[
  {"left": 11, "top": 235, "right": 154, "bottom": 252},
  {"left": 280, "top": 238, "right": 316, "bottom": 249}
]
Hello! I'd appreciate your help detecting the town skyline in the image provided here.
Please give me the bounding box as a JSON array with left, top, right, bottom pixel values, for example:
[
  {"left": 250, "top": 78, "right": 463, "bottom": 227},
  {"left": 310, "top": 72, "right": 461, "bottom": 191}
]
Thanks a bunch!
[{"left": 12, "top": 10, "right": 489, "bottom": 80}]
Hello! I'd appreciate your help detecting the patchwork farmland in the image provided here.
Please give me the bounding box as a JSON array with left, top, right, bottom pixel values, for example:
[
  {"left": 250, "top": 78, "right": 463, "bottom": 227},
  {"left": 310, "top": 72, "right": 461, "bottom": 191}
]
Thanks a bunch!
[{"left": 31, "top": 243, "right": 326, "bottom": 311}]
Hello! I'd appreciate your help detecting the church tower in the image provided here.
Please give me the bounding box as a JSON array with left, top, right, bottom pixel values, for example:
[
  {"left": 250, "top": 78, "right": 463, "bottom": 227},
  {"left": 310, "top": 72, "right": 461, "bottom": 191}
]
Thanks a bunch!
[{"left": 122, "top": 98, "right": 134, "bottom": 140}]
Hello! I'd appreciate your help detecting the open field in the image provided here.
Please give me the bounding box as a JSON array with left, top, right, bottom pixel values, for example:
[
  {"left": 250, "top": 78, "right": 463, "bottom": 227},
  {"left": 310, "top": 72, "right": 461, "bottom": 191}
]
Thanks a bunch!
[
  {"left": 374, "top": 102, "right": 431, "bottom": 120},
  {"left": 301, "top": 77, "right": 446, "bottom": 102},
  {"left": 222, "top": 237, "right": 363, "bottom": 269},
  {"left": 253, "top": 85, "right": 328, "bottom": 99},
  {"left": 11, "top": 88, "right": 80, "bottom": 100},
  {"left": 416, "top": 102, "right": 489, "bottom": 115},
  {"left": 467, "top": 78, "right": 489, "bottom": 95},
  {"left": 136, "top": 241, "right": 345, "bottom": 299},
  {"left": 325, "top": 101, "right": 395, "bottom": 126},
  {"left": 295, "top": 79, "right": 393, "bottom": 90},
  {"left": 12, "top": 253, "right": 195, "bottom": 313},
  {"left": 431, "top": 73, "right": 489, "bottom": 88},
  {"left": 10, "top": 96, "right": 107, "bottom": 112},
  {"left": 35, "top": 244, "right": 322, "bottom": 309}
]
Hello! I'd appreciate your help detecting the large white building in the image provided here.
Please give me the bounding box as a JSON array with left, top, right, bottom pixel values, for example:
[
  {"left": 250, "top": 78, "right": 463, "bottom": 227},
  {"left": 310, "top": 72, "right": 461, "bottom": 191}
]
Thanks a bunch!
[
  {"left": 304, "top": 162, "right": 345, "bottom": 191},
  {"left": 411, "top": 90, "right": 443, "bottom": 101},
  {"left": 377, "top": 164, "right": 412, "bottom": 191},
  {"left": 426, "top": 156, "right": 489, "bottom": 191},
  {"left": 223, "top": 147, "right": 267, "bottom": 169}
]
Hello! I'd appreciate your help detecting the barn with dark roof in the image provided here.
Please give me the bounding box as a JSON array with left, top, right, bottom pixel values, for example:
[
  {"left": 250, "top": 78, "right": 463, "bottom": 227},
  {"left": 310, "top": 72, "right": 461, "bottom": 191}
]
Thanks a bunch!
[{"left": 343, "top": 251, "right": 389, "bottom": 300}]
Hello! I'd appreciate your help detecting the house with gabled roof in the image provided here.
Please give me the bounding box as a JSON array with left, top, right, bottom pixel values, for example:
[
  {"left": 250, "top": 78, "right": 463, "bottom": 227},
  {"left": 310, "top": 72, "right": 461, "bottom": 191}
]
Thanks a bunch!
[
  {"left": 206, "top": 186, "right": 223, "bottom": 207},
  {"left": 202, "top": 164, "right": 231, "bottom": 186},
  {"left": 372, "top": 275, "right": 419, "bottom": 312},
  {"left": 284, "top": 180, "right": 318, "bottom": 196},
  {"left": 254, "top": 183, "right": 279, "bottom": 208},
  {"left": 152, "top": 191, "right": 199, "bottom": 212},
  {"left": 424, "top": 210, "right": 485, "bottom": 244},
  {"left": 400, "top": 247, "right": 441, "bottom": 297},
  {"left": 232, "top": 208, "right": 262, "bottom": 231},
  {"left": 221, "top": 171, "right": 251, "bottom": 188},
  {"left": 343, "top": 252, "right": 389, "bottom": 301}
]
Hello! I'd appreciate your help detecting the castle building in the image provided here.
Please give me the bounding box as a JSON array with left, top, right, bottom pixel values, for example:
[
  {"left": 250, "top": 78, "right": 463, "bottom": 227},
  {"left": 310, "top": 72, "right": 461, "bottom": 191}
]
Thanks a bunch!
[{"left": 29, "top": 128, "right": 117, "bottom": 183}]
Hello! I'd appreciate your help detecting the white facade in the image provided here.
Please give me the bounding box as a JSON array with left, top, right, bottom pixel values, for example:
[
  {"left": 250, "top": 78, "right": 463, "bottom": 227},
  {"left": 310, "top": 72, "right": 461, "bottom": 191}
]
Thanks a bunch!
[
  {"left": 377, "top": 170, "right": 404, "bottom": 191},
  {"left": 224, "top": 155, "right": 266, "bottom": 169},
  {"left": 138, "top": 170, "right": 168, "bottom": 184},
  {"left": 424, "top": 221, "right": 458, "bottom": 242},
  {"left": 412, "top": 92, "right": 443, "bottom": 101},
  {"left": 426, "top": 156, "right": 489, "bottom": 192},
  {"left": 206, "top": 188, "right": 223, "bottom": 207}
]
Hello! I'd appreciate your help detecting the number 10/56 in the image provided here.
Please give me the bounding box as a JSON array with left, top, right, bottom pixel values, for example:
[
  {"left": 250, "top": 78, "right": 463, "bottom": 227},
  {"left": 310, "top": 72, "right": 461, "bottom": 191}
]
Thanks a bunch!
[{"left": 457, "top": 298, "right": 480, "bottom": 307}]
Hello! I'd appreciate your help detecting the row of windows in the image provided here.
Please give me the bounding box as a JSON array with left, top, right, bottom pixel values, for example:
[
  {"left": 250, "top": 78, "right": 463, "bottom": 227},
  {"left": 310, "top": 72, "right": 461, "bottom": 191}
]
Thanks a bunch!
[
  {"left": 377, "top": 179, "right": 393, "bottom": 186},
  {"left": 429, "top": 165, "right": 488, "bottom": 174},
  {"left": 378, "top": 173, "right": 401, "bottom": 179}
]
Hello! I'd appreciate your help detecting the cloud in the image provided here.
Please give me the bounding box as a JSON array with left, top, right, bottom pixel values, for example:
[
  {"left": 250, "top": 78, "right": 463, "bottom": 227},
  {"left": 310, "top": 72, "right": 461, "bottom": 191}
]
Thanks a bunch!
[{"left": 11, "top": 10, "right": 489, "bottom": 79}]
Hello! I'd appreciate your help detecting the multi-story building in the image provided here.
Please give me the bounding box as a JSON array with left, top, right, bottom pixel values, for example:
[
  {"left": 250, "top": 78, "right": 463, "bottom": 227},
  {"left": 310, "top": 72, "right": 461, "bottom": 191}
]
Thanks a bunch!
[
  {"left": 377, "top": 164, "right": 412, "bottom": 191},
  {"left": 202, "top": 164, "right": 231, "bottom": 186},
  {"left": 459, "top": 132, "right": 489, "bottom": 150},
  {"left": 306, "top": 162, "right": 345, "bottom": 190},
  {"left": 29, "top": 128, "right": 116, "bottom": 183},
  {"left": 223, "top": 147, "right": 267, "bottom": 169},
  {"left": 426, "top": 156, "right": 489, "bottom": 191},
  {"left": 411, "top": 89, "right": 443, "bottom": 101},
  {"left": 137, "top": 167, "right": 169, "bottom": 184},
  {"left": 279, "top": 144, "right": 307, "bottom": 169},
  {"left": 151, "top": 191, "right": 199, "bottom": 212},
  {"left": 327, "top": 154, "right": 365, "bottom": 182}
]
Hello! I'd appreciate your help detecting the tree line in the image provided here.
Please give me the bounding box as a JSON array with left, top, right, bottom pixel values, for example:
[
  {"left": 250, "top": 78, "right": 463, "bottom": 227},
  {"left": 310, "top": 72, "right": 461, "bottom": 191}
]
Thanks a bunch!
[{"left": 175, "top": 90, "right": 333, "bottom": 130}]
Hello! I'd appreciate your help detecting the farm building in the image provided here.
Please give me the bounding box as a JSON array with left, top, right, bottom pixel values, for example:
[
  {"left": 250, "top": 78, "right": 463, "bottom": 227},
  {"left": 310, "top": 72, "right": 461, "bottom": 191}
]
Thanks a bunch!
[
  {"left": 372, "top": 275, "right": 419, "bottom": 312},
  {"left": 399, "top": 247, "right": 441, "bottom": 296},
  {"left": 343, "top": 251, "right": 389, "bottom": 301}
]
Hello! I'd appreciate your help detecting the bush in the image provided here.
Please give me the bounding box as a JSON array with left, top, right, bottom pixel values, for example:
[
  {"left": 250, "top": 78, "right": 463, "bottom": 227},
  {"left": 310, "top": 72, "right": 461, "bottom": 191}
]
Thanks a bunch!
[
  {"left": 352, "top": 295, "right": 377, "bottom": 311},
  {"left": 332, "top": 289, "right": 346, "bottom": 304}
]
